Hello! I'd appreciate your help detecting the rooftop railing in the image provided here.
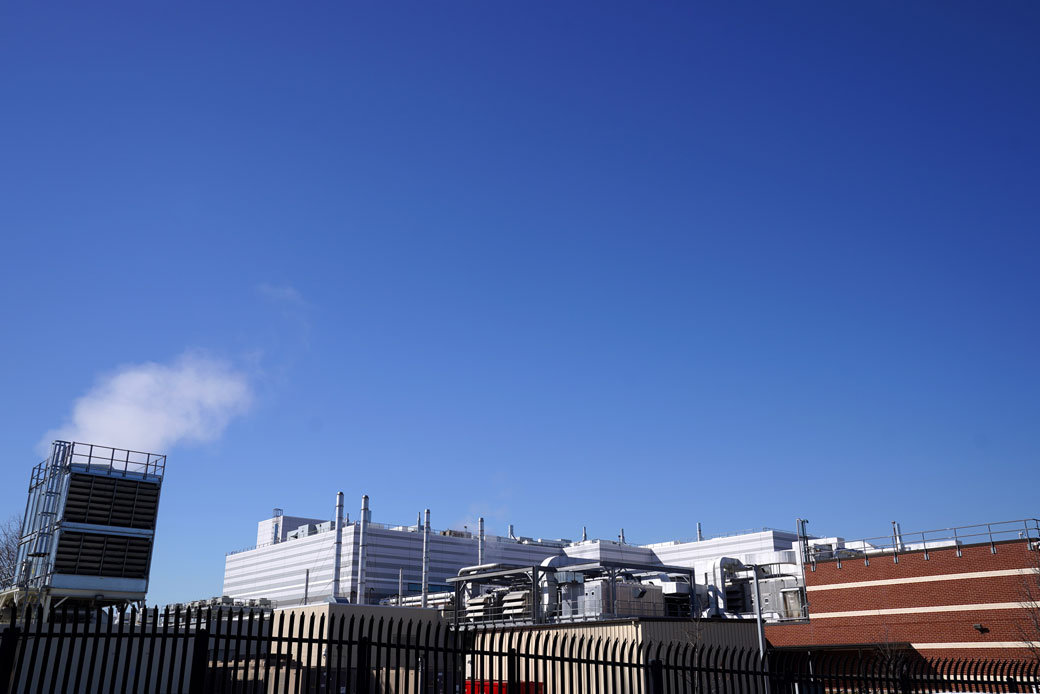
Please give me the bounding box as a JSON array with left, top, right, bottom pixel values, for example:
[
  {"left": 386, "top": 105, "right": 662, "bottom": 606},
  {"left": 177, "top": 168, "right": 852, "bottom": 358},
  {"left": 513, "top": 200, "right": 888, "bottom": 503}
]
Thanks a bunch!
[{"left": 811, "top": 518, "right": 1040, "bottom": 564}]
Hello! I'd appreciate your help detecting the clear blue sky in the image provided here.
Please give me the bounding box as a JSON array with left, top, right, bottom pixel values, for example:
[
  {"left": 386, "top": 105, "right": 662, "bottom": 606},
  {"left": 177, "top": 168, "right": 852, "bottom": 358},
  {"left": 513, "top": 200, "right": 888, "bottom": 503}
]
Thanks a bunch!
[{"left": 1, "top": 2, "right": 1037, "bottom": 607}]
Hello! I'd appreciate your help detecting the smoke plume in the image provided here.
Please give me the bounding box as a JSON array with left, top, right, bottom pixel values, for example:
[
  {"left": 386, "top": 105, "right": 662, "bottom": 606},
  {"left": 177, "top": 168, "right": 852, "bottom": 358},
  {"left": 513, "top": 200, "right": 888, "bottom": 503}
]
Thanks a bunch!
[{"left": 42, "top": 353, "right": 253, "bottom": 455}]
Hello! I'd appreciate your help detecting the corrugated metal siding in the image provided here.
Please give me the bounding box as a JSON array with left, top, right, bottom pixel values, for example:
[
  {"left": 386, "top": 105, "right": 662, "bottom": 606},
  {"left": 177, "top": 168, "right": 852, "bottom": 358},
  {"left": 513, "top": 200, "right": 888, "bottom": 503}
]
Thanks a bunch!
[{"left": 638, "top": 618, "right": 758, "bottom": 650}]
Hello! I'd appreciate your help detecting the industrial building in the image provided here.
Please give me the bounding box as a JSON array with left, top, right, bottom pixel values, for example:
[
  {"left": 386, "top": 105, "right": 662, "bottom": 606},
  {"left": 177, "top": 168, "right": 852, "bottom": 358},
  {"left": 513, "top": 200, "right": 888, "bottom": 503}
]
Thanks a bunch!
[
  {"left": 768, "top": 518, "right": 1040, "bottom": 660},
  {"left": 223, "top": 494, "right": 1040, "bottom": 662},
  {"left": 222, "top": 492, "right": 805, "bottom": 627}
]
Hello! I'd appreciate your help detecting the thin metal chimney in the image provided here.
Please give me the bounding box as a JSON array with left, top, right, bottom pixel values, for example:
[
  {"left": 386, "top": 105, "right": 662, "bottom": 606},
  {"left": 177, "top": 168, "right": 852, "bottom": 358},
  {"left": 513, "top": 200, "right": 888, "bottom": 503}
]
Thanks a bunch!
[
  {"left": 582, "top": 526, "right": 588, "bottom": 541},
  {"left": 332, "top": 492, "right": 344, "bottom": 600},
  {"left": 696, "top": 522, "right": 703, "bottom": 542},
  {"left": 477, "top": 517, "right": 485, "bottom": 565},
  {"left": 421, "top": 508, "right": 431, "bottom": 608},
  {"left": 508, "top": 524, "right": 516, "bottom": 540},
  {"left": 356, "top": 494, "right": 370, "bottom": 605},
  {"left": 619, "top": 528, "right": 626, "bottom": 544},
  {"left": 892, "top": 520, "right": 903, "bottom": 550},
  {"left": 795, "top": 518, "right": 807, "bottom": 573},
  {"left": 417, "top": 512, "right": 422, "bottom": 530}
]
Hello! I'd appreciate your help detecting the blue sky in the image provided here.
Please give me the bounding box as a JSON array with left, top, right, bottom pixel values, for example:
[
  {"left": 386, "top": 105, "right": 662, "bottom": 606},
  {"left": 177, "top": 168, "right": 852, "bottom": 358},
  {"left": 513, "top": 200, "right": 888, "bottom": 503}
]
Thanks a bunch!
[{"left": 1, "top": 2, "right": 1038, "bottom": 607}]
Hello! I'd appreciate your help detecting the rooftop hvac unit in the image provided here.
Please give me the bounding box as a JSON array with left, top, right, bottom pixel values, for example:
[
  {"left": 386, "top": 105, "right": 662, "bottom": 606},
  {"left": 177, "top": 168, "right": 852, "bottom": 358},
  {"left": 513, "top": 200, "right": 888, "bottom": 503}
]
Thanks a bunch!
[
  {"left": 464, "top": 594, "right": 493, "bottom": 621},
  {"left": 11, "top": 441, "right": 166, "bottom": 609},
  {"left": 501, "top": 591, "right": 530, "bottom": 618}
]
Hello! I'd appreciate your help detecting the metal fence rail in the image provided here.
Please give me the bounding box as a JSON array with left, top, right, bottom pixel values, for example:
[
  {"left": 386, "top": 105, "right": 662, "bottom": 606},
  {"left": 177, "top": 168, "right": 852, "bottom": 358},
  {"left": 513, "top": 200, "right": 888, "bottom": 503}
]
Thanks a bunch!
[{"left": 1, "top": 605, "right": 1038, "bottom": 693}]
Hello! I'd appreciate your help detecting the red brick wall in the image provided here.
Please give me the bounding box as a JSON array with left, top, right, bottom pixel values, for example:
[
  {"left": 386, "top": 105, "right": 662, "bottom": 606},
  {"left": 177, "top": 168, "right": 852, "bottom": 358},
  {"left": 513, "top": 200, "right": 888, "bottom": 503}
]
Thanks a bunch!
[
  {"left": 766, "top": 539, "right": 1040, "bottom": 661},
  {"left": 805, "top": 541, "right": 1035, "bottom": 587}
]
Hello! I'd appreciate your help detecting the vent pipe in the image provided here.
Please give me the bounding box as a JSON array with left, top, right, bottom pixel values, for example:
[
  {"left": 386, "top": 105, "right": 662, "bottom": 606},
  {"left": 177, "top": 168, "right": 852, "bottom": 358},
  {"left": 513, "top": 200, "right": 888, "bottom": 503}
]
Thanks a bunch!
[
  {"left": 356, "top": 494, "right": 370, "bottom": 605},
  {"left": 582, "top": 526, "right": 588, "bottom": 541},
  {"left": 892, "top": 520, "right": 903, "bottom": 550},
  {"left": 417, "top": 512, "right": 422, "bottom": 530},
  {"left": 619, "top": 528, "right": 626, "bottom": 544},
  {"left": 477, "top": 517, "right": 485, "bottom": 565},
  {"left": 508, "top": 524, "right": 516, "bottom": 540},
  {"left": 795, "top": 518, "right": 809, "bottom": 572},
  {"left": 696, "top": 522, "right": 703, "bottom": 542},
  {"left": 421, "top": 509, "right": 431, "bottom": 608},
  {"left": 332, "top": 492, "right": 344, "bottom": 599}
]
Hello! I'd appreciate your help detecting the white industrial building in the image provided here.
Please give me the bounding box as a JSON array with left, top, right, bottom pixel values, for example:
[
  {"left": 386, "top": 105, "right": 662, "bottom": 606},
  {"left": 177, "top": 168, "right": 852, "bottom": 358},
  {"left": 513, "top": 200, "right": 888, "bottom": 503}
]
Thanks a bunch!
[{"left": 223, "top": 493, "right": 807, "bottom": 622}]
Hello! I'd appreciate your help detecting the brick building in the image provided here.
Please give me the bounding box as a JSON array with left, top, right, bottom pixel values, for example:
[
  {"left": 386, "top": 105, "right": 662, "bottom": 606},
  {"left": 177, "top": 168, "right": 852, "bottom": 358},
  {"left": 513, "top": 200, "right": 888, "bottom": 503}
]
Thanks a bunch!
[{"left": 767, "top": 528, "right": 1040, "bottom": 661}]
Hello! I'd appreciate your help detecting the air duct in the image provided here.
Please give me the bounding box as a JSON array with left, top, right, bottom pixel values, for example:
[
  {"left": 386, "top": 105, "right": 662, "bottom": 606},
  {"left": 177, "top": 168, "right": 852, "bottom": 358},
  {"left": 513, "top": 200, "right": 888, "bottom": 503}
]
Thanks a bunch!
[{"left": 708, "top": 557, "right": 743, "bottom": 616}]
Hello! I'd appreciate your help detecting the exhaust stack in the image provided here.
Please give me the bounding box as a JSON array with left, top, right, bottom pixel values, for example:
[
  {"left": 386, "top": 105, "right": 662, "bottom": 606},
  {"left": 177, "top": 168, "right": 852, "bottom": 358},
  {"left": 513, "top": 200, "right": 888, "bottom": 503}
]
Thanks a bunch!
[
  {"left": 477, "top": 517, "right": 485, "bottom": 565},
  {"left": 332, "top": 492, "right": 344, "bottom": 599},
  {"left": 421, "top": 509, "right": 431, "bottom": 608},
  {"left": 356, "top": 494, "right": 370, "bottom": 604}
]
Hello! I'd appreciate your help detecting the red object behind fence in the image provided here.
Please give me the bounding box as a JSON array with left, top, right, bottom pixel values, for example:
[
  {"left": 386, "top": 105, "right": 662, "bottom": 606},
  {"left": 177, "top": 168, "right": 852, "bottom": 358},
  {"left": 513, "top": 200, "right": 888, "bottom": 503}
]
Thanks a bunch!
[{"left": 464, "top": 682, "right": 544, "bottom": 694}]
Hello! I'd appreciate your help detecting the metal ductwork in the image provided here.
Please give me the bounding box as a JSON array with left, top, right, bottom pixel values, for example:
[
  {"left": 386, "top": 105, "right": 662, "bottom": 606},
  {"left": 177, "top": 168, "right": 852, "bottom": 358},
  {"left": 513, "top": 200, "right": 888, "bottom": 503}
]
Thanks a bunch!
[{"left": 708, "top": 557, "right": 743, "bottom": 616}]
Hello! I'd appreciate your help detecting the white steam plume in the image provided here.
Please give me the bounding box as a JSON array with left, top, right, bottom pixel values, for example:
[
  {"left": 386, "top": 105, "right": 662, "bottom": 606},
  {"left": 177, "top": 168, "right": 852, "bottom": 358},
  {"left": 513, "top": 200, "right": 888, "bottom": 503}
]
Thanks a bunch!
[{"left": 42, "top": 353, "right": 253, "bottom": 454}]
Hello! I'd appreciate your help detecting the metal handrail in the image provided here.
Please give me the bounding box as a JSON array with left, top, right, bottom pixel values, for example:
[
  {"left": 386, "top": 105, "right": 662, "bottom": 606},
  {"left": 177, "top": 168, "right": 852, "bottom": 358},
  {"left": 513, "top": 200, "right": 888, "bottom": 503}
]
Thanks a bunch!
[{"left": 829, "top": 518, "right": 1040, "bottom": 556}]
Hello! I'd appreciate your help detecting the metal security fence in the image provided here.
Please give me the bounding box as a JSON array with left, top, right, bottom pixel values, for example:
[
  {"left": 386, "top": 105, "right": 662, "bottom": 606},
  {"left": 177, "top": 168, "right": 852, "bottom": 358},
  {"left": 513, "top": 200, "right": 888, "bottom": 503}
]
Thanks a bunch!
[{"left": 1, "top": 606, "right": 1038, "bottom": 693}]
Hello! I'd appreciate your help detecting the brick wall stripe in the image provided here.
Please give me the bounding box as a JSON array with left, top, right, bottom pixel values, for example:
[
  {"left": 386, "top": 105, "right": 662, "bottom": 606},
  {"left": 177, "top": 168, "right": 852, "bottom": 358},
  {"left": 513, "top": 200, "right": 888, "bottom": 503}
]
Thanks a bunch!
[
  {"left": 806, "top": 568, "right": 1035, "bottom": 592},
  {"left": 812, "top": 601, "right": 1026, "bottom": 619},
  {"left": 912, "top": 641, "right": 1040, "bottom": 650}
]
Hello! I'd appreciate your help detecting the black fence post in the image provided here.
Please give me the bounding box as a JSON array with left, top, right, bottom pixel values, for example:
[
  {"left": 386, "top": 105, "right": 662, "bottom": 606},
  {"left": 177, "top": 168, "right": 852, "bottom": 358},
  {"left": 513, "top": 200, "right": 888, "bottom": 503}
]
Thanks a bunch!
[
  {"left": 507, "top": 648, "right": 519, "bottom": 692},
  {"left": 187, "top": 628, "right": 210, "bottom": 694},
  {"left": 0, "top": 625, "right": 21, "bottom": 694},
  {"left": 1007, "top": 674, "right": 1019, "bottom": 693},
  {"left": 649, "top": 658, "right": 664, "bottom": 694},
  {"left": 355, "top": 635, "right": 370, "bottom": 693}
]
